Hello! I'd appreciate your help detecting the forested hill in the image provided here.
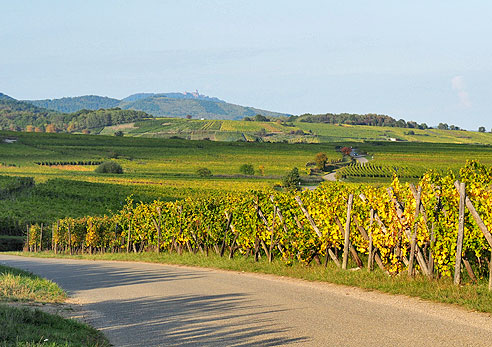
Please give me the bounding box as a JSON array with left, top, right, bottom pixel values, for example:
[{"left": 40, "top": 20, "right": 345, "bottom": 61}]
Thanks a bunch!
[
  {"left": 28, "top": 95, "right": 120, "bottom": 113},
  {"left": 0, "top": 93, "right": 150, "bottom": 133},
  {"left": 25, "top": 92, "right": 291, "bottom": 120},
  {"left": 0, "top": 93, "right": 61, "bottom": 131}
]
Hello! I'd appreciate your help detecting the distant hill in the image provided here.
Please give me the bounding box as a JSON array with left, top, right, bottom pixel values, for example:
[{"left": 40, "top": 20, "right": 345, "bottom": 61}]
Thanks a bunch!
[
  {"left": 0, "top": 93, "right": 150, "bottom": 132},
  {"left": 121, "top": 91, "right": 225, "bottom": 103},
  {"left": 118, "top": 95, "right": 289, "bottom": 119},
  {"left": 27, "top": 95, "right": 120, "bottom": 113},
  {"left": 24, "top": 91, "right": 291, "bottom": 120}
]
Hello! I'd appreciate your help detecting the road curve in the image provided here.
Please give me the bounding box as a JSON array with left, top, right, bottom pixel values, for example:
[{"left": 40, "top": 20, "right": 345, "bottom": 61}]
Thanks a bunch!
[{"left": 1, "top": 255, "right": 491, "bottom": 346}]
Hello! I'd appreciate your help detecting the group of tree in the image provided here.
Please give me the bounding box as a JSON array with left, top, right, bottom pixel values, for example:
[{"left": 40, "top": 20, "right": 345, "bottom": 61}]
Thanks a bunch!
[
  {"left": 437, "top": 123, "right": 462, "bottom": 131},
  {"left": 243, "top": 114, "right": 270, "bottom": 122},
  {"left": 297, "top": 113, "right": 428, "bottom": 129}
]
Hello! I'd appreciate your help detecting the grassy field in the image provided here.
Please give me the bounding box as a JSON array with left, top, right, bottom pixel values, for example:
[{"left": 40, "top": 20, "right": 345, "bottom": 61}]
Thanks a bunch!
[{"left": 0, "top": 264, "right": 109, "bottom": 346}]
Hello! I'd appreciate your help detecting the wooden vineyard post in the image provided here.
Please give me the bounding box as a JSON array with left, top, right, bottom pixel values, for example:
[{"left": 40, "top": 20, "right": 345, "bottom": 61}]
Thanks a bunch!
[
  {"left": 54, "top": 221, "right": 59, "bottom": 254},
  {"left": 26, "top": 224, "right": 30, "bottom": 252},
  {"left": 269, "top": 206, "right": 276, "bottom": 263},
  {"left": 157, "top": 207, "right": 161, "bottom": 254},
  {"left": 335, "top": 216, "right": 363, "bottom": 268},
  {"left": 489, "top": 251, "right": 492, "bottom": 291},
  {"left": 408, "top": 186, "right": 421, "bottom": 277},
  {"left": 428, "top": 223, "right": 435, "bottom": 277},
  {"left": 126, "top": 222, "right": 131, "bottom": 253},
  {"left": 295, "top": 196, "right": 340, "bottom": 267},
  {"left": 453, "top": 181, "right": 492, "bottom": 249},
  {"left": 256, "top": 206, "right": 273, "bottom": 259},
  {"left": 151, "top": 207, "right": 162, "bottom": 254},
  {"left": 368, "top": 209, "right": 374, "bottom": 271},
  {"left": 220, "top": 212, "right": 232, "bottom": 257},
  {"left": 462, "top": 259, "right": 477, "bottom": 283},
  {"left": 342, "top": 194, "right": 354, "bottom": 270},
  {"left": 228, "top": 220, "right": 239, "bottom": 259},
  {"left": 454, "top": 182, "right": 466, "bottom": 285},
  {"left": 39, "top": 223, "right": 43, "bottom": 252},
  {"left": 68, "top": 223, "right": 72, "bottom": 255}
]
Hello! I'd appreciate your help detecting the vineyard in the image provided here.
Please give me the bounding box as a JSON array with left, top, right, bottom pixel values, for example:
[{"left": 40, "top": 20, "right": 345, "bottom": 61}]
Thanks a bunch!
[
  {"left": 25, "top": 161, "right": 492, "bottom": 287},
  {"left": 336, "top": 162, "right": 428, "bottom": 180}
]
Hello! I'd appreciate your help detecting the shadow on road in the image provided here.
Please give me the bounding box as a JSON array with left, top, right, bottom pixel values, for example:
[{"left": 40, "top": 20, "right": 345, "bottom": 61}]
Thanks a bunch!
[{"left": 85, "top": 293, "right": 308, "bottom": 346}]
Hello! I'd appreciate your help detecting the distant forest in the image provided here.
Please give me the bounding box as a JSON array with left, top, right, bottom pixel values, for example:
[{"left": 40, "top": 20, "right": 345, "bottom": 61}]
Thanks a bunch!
[{"left": 296, "top": 113, "right": 429, "bottom": 129}]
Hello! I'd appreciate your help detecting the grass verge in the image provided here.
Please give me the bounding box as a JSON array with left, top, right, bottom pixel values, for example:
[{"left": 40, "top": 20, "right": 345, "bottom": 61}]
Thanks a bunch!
[
  {"left": 0, "top": 265, "right": 65, "bottom": 303},
  {"left": 0, "top": 264, "right": 109, "bottom": 346},
  {"left": 0, "top": 305, "right": 108, "bottom": 347},
  {"left": 7, "top": 251, "right": 492, "bottom": 315}
]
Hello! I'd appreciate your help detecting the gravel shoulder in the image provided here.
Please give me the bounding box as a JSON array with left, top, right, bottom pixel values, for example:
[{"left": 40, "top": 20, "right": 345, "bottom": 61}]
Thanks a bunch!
[{"left": 1, "top": 254, "right": 491, "bottom": 346}]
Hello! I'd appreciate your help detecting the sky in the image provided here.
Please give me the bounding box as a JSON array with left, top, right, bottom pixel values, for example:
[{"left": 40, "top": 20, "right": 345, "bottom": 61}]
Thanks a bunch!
[{"left": 1, "top": 1, "right": 491, "bottom": 129}]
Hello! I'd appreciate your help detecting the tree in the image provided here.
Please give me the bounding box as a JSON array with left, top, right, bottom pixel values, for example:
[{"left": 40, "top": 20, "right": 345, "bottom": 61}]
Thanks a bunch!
[
  {"left": 239, "top": 164, "right": 255, "bottom": 175},
  {"left": 95, "top": 161, "right": 123, "bottom": 174},
  {"left": 45, "top": 124, "right": 57, "bottom": 133},
  {"left": 196, "top": 167, "right": 212, "bottom": 177},
  {"left": 258, "top": 165, "right": 265, "bottom": 176},
  {"left": 314, "top": 152, "right": 328, "bottom": 170},
  {"left": 282, "top": 167, "right": 301, "bottom": 191},
  {"left": 114, "top": 131, "right": 124, "bottom": 137},
  {"left": 254, "top": 114, "right": 269, "bottom": 122},
  {"left": 479, "top": 126, "right": 486, "bottom": 133},
  {"left": 438, "top": 123, "right": 449, "bottom": 130},
  {"left": 340, "top": 147, "right": 352, "bottom": 156}
]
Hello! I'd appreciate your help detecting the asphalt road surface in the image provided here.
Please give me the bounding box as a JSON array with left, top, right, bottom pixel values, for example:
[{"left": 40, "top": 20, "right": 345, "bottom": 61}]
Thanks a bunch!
[{"left": 1, "top": 254, "right": 492, "bottom": 346}]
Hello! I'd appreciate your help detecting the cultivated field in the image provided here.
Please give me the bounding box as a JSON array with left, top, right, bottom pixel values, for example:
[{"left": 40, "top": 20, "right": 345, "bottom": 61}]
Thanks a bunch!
[{"left": 95, "top": 117, "right": 492, "bottom": 145}]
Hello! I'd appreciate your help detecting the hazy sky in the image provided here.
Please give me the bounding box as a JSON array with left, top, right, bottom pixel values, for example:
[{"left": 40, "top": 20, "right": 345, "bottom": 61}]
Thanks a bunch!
[{"left": 1, "top": 1, "right": 491, "bottom": 129}]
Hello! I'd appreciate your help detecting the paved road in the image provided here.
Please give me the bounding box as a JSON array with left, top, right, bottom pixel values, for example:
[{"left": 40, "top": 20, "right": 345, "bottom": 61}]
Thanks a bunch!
[
  {"left": 323, "top": 155, "right": 368, "bottom": 182},
  {"left": 1, "top": 255, "right": 492, "bottom": 346}
]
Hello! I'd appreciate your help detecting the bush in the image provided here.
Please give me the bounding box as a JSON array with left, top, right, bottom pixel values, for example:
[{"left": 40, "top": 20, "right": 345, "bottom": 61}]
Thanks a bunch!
[
  {"left": 95, "top": 161, "right": 123, "bottom": 174},
  {"left": 239, "top": 164, "right": 255, "bottom": 175},
  {"left": 114, "top": 130, "right": 124, "bottom": 137},
  {"left": 196, "top": 168, "right": 212, "bottom": 177}
]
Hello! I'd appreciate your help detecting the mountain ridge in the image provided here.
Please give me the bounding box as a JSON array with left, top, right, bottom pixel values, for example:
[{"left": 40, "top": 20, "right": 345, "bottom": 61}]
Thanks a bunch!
[{"left": 25, "top": 92, "right": 290, "bottom": 120}]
